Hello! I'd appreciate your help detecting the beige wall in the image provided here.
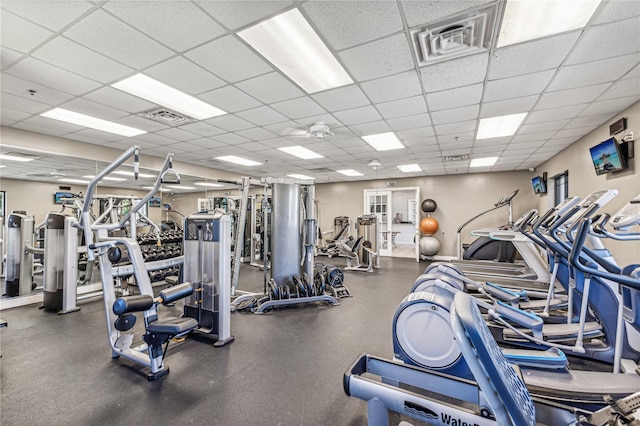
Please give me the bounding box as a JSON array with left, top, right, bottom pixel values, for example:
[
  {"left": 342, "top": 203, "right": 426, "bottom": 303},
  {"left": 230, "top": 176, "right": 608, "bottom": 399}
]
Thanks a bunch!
[{"left": 536, "top": 100, "right": 639, "bottom": 266}]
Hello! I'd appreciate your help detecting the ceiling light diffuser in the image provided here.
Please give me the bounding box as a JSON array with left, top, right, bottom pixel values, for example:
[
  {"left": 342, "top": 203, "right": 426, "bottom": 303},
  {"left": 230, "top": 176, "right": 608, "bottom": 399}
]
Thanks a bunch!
[
  {"left": 337, "top": 169, "right": 363, "bottom": 177},
  {"left": 477, "top": 113, "right": 527, "bottom": 139},
  {"left": 0, "top": 154, "right": 35, "bottom": 162},
  {"left": 287, "top": 174, "right": 314, "bottom": 180},
  {"left": 470, "top": 157, "right": 498, "bottom": 167},
  {"left": 397, "top": 164, "right": 422, "bottom": 173},
  {"left": 362, "top": 132, "right": 405, "bottom": 151},
  {"left": 194, "top": 182, "right": 224, "bottom": 187},
  {"left": 238, "top": 9, "right": 353, "bottom": 94},
  {"left": 113, "top": 170, "right": 156, "bottom": 178},
  {"left": 278, "top": 145, "right": 324, "bottom": 160},
  {"left": 498, "top": 0, "right": 601, "bottom": 47},
  {"left": 41, "top": 108, "right": 146, "bottom": 137},
  {"left": 112, "top": 74, "right": 226, "bottom": 120},
  {"left": 166, "top": 185, "right": 196, "bottom": 190},
  {"left": 56, "top": 178, "right": 91, "bottom": 185},
  {"left": 216, "top": 155, "right": 262, "bottom": 166}
]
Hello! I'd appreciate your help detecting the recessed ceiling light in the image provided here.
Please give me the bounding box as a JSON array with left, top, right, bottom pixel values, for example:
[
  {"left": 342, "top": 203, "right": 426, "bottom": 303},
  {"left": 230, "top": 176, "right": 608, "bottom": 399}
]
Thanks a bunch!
[
  {"left": 498, "top": 0, "right": 601, "bottom": 47},
  {"left": 166, "top": 185, "right": 196, "bottom": 190},
  {"left": 238, "top": 9, "right": 353, "bottom": 94},
  {"left": 287, "top": 174, "right": 314, "bottom": 180},
  {"left": 0, "top": 165, "right": 5, "bottom": 169},
  {"left": 477, "top": 113, "right": 527, "bottom": 139},
  {"left": 470, "top": 157, "right": 498, "bottom": 167},
  {"left": 41, "top": 108, "right": 146, "bottom": 137},
  {"left": 112, "top": 74, "right": 226, "bottom": 120},
  {"left": 216, "top": 155, "right": 262, "bottom": 166},
  {"left": 143, "top": 186, "right": 170, "bottom": 192},
  {"left": 362, "top": 132, "right": 404, "bottom": 151},
  {"left": 337, "top": 169, "right": 363, "bottom": 177},
  {"left": 56, "top": 178, "right": 91, "bottom": 185},
  {"left": 83, "top": 175, "right": 127, "bottom": 182},
  {"left": 113, "top": 170, "right": 156, "bottom": 178},
  {"left": 397, "top": 164, "right": 422, "bottom": 173},
  {"left": 278, "top": 145, "right": 324, "bottom": 160},
  {"left": 0, "top": 154, "right": 35, "bottom": 162},
  {"left": 194, "top": 182, "right": 224, "bottom": 187}
]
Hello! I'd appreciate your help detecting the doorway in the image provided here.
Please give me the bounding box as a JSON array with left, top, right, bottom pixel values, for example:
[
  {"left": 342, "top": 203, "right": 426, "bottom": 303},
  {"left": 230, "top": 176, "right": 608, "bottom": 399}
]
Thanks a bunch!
[{"left": 364, "top": 186, "right": 420, "bottom": 261}]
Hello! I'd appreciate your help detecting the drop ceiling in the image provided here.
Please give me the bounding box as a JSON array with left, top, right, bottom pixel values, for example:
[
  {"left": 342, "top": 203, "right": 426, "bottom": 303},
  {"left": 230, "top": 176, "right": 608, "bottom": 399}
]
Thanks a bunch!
[{"left": 1, "top": 0, "right": 639, "bottom": 188}]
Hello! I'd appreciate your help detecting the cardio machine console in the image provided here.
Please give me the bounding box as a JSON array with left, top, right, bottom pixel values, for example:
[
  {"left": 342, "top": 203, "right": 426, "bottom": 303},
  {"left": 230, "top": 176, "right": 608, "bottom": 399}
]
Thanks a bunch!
[{"left": 610, "top": 193, "right": 640, "bottom": 230}]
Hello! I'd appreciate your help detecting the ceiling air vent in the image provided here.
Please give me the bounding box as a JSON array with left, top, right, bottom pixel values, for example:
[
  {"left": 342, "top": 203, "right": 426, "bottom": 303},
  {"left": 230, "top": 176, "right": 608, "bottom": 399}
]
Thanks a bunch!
[
  {"left": 410, "top": 4, "right": 499, "bottom": 66},
  {"left": 3, "top": 151, "right": 41, "bottom": 161},
  {"left": 444, "top": 154, "right": 470, "bottom": 162},
  {"left": 140, "top": 108, "right": 195, "bottom": 126},
  {"left": 309, "top": 167, "right": 333, "bottom": 173}
]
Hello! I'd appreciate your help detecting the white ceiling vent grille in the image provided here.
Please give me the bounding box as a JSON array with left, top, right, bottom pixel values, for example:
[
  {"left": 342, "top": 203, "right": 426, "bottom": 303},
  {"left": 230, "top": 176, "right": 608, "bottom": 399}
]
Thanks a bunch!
[
  {"left": 444, "top": 154, "right": 470, "bottom": 162},
  {"left": 410, "top": 4, "right": 499, "bottom": 66},
  {"left": 3, "top": 151, "right": 42, "bottom": 161},
  {"left": 140, "top": 108, "right": 195, "bottom": 126}
]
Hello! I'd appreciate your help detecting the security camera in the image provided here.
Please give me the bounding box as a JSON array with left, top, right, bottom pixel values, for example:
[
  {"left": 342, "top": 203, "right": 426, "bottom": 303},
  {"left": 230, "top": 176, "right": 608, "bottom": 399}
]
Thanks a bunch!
[{"left": 528, "top": 167, "right": 536, "bottom": 173}]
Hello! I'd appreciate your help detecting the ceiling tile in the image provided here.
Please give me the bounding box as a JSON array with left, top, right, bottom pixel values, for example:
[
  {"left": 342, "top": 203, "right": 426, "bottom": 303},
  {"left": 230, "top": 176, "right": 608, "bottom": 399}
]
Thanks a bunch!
[
  {"left": 431, "top": 104, "right": 479, "bottom": 125},
  {"left": 360, "top": 70, "right": 422, "bottom": 103},
  {"left": 195, "top": 1, "right": 292, "bottom": 30},
  {"left": 236, "top": 73, "right": 304, "bottom": 104},
  {"left": 59, "top": 97, "right": 129, "bottom": 120},
  {"left": 184, "top": 35, "right": 273, "bottom": 83},
  {"left": 592, "top": 0, "right": 640, "bottom": 25},
  {"left": 349, "top": 121, "right": 391, "bottom": 136},
  {"left": 553, "top": 128, "right": 591, "bottom": 139},
  {"left": 19, "top": 115, "right": 84, "bottom": 133},
  {"left": 339, "top": 33, "right": 413, "bottom": 82},
  {"left": 117, "top": 115, "right": 170, "bottom": 133},
  {"left": 205, "top": 115, "right": 255, "bottom": 132},
  {"left": 488, "top": 31, "right": 580, "bottom": 80},
  {"left": 295, "top": 114, "right": 343, "bottom": 130},
  {"left": 333, "top": 105, "right": 381, "bottom": 125},
  {"left": 311, "top": 84, "right": 370, "bottom": 111},
  {"left": 33, "top": 36, "right": 133, "bottom": 84},
  {"left": 235, "top": 127, "right": 278, "bottom": 141},
  {"left": 420, "top": 53, "right": 489, "bottom": 93},
  {"left": 518, "top": 119, "right": 569, "bottom": 134},
  {"left": 213, "top": 133, "right": 251, "bottom": 145},
  {"left": 1, "top": 107, "right": 31, "bottom": 122},
  {"left": 178, "top": 121, "right": 226, "bottom": 137},
  {"left": 145, "top": 56, "right": 226, "bottom": 96},
  {"left": 199, "top": 86, "right": 261, "bottom": 113},
  {"left": 536, "top": 83, "right": 610, "bottom": 109},
  {"left": 237, "top": 106, "right": 288, "bottom": 126},
  {"left": 67, "top": 128, "right": 127, "bottom": 142},
  {"left": 104, "top": 1, "right": 226, "bottom": 52},
  {"left": 1, "top": 92, "right": 50, "bottom": 114},
  {"left": 548, "top": 54, "right": 639, "bottom": 91},
  {"left": 624, "top": 65, "right": 640, "bottom": 80},
  {"left": 83, "top": 87, "right": 156, "bottom": 114},
  {"left": 505, "top": 141, "right": 545, "bottom": 150},
  {"left": 6, "top": 57, "right": 101, "bottom": 96},
  {"left": 564, "top": 113, "right": 614, "bottom": 130},
  {"left": 579, "top": 96, "right": 639, "bottom": 116},
  {"left": 303, "top": 1, "right": 402, "bottom": 50},
  {"left": 387, "top": 113, "right": 432, "bottom": 131},
  {"left": 565, "top": 17, "right": 640, "bottom": 65},
  {"left": 434, "top": 119, "right": 477, "bottom": 135},
  {"left": 483, "top": 70, "right": 555, "bottom": 102},
  {"left": 480, "top": 95, "right": 538, "bottom": 118},
  {"left": 597, "top": 78, "right": 640, "bottom": 101},
  {"left": 375, "top": 96, "right": 427, "bottom": 120},
  {"left": 64, "top": 10, "right": 173, "bottom": 69},
  {"left": 129, "top": 132, "right": 177, "bottom": 146},
  {"left": 1, "top": 11, "right": 54, "bottom": 53},
  {"left": 1, "top": 74, "right": 76, "bottom": 106},
  {"left": 397, "top": 126, "right": 435, "bottom": 140},
  {"left": 1, "top": 1, "right": 93, "bottom": 32},
  {"left": 426, "top": 83, "right": 483, "bottom": 112},
  {"left": 526, "top": 104, "right": 587, "bottom": 124},
  {"left": 270, "top": 97, "right": 326, "bottom": 120},
  {"left": 401, "top": 0, "right": 494, "bottom": 28},
  {"left": 154, "top": 127, "right": 200, "bottom": 142},
  {"left": 1, "top": 46, "right": 22, "bottom": 70},
  {"left": 511, "top": 132, "right": 556, "bottom": 143}
]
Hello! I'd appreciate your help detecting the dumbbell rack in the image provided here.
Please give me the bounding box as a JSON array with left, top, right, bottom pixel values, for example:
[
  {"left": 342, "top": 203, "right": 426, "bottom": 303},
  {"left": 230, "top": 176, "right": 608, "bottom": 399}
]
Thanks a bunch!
[{"left": 138, "top": 231, "right": 183, "bottom": 284}]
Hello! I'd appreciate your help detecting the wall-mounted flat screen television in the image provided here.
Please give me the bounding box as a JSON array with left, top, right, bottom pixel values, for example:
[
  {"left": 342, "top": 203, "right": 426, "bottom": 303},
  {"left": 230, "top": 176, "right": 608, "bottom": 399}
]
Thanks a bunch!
[
  {"left": 54, "top": 191, "right": 74, "bottom": 204},
  {"left": 531, "top": 176, "right": 546, "bottom": 194},
  {"left": 589, "top": 137, "right": 627, "bottom": 175}
]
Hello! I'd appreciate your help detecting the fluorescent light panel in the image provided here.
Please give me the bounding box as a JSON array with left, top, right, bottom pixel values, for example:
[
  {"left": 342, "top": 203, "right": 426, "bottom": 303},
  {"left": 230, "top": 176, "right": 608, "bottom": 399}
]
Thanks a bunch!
[
  {"left": 112, "top": 74, "right": 226, "bottom": 120},
  {"left": 287, "top": 174, "right": 314, "bottom": 180},
  {"left": 278, "top": 145, "right": 324, "bottom": 160},
  {"left": 337, "top": 169, "right": 363, "bottom": 177},
  {"left": 470, "top": 157, "right": 498, "bottom": 167},
  {"left": 498, "top": 0, "right": 601, "bottom": 47},
  {"left": 83, "top": 175, "right": 127, "bottom": 182},
  {"left": 477, "top": 113, "right": 527, "bottom": 139},
  {"left": 166, "top": 185, "right": 196, "bottom": 190},
  {"left": 362, "top": 132, "right": 404, "bottom": 151},
  {"left": 397, "top": 164, "right": 422, "bottom": 173},
  {"left": 216, "top": 155, "right": 262, "bottom": 166},
  {"left": 0, "top": 154, "right": 34, "bottom": 162},
  {"left": 113, "top": 170, "right": 156, "bottom": 178},
  {"left": 56, "top": 178, "right": 91, "bottom": 185},
  {"left": 194, "top": 182, "right": 224, "bottom": 188},
  {"left": 238, "top": 9, "right": 353, "bottom": 94},
  {"left": 41, "top": 108, "right": 146, "bottom": 137},
  {"left": 143, "top": 186, "right": 170, "bottom": 192}
]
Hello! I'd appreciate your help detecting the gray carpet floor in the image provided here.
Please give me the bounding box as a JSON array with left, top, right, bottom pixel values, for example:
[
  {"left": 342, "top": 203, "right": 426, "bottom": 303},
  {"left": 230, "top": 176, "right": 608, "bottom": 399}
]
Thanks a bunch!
[{"left": 0, "top": 256, "right": 427, "bottom": 425}]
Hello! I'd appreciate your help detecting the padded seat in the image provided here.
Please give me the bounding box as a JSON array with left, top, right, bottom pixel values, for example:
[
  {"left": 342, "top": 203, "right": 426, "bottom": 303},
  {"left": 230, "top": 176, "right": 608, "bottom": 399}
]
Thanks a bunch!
[{"left": 147, "top": 317, "right": 198, "bottom": 335}]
